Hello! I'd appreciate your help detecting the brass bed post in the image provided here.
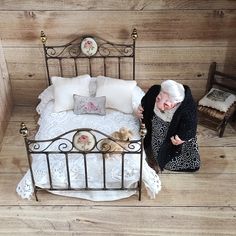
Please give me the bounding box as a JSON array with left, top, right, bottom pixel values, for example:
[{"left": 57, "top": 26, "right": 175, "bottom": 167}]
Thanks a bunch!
[
  {"left": 19, "top": 122, "right": 38, "bottom": 201},
  {"left": 138, "top": 122, "right": 147, "bottom": 200},
  {"left": 131, "top": 28, "right": 138, "bottom": 81},
  {"left": 132, "top": 28, "right": 146, "bottom": 200},
  {"left": 40, "top": 31, "right": 50, "bottom": 85},
  {"left": 17, "top": 29, "right": 153, "bottom": 201}
]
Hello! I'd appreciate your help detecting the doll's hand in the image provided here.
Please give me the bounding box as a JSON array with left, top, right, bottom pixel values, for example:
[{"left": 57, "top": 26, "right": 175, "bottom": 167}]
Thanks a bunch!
[
  {"left": 171, "top": 135, "right": 185, "bottom": 145},
  {"left": 135, "top": 105, "right": 144, "bottom": 119}
]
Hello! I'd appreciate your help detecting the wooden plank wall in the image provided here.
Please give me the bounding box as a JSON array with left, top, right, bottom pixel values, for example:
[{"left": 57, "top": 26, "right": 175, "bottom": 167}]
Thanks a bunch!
[
  {"left": 0, "top": 0, "right": 236, "bottom": 106},
  {"left": 0, "top": 40, "right": 12, "bottom": 148}
]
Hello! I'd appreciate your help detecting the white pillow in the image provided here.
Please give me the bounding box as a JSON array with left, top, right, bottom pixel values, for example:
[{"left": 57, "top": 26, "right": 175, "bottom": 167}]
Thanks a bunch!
[
  {"left": 36, "top": 85, "right": 54, "bottom": 114},
  {"left": 52, "top": 74, "right": 91, "bottom": 112},
  {"left": 38, "top": 85, "right": 54, "bottom": 102},
  {"left": 132, "top": 85, "right": 145, "bottom": 111},
  {"left": 198, "top": 88, "right": 236, "bottom": 112},
  {"left": 89, "top": 77, "right": 97, "bottom": 97},
  {"left": 96, "top": 76, "right": 137, "bottom": 113}
]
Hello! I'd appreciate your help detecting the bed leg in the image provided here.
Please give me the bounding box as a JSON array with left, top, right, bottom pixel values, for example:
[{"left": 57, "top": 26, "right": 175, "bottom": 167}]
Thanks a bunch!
[
  {"left": 138, "top": 183, "right": 142, "bottom": 201},
  {"left": 34, "top": 189, "right": 38, "bottom": 201}
]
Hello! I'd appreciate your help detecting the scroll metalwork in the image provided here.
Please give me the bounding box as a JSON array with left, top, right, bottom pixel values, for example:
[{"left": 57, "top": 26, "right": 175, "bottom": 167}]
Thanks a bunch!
[
  {"left": 40, "top": 28, "right": 138, "bottom": 84},
  {"left": 26, "top": 128, "right": 142, "bottom": 154},
  {"left": 44, "top": 38, "right": 134, "bottom": 58}
]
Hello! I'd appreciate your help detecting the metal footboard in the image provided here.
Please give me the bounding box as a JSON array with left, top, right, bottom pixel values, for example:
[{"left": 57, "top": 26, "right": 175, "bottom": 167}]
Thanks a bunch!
[{"left": 20, "top": 122, "right": 146, "bottom": 201}]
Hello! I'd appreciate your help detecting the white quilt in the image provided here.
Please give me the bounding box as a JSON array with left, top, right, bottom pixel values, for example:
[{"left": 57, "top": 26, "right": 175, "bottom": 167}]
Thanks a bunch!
[{"left": 16, "top": 90, "right": 161, "bottom": 201}]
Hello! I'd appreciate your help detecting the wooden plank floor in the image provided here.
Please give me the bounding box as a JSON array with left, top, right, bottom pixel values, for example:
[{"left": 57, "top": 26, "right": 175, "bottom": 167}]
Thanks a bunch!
[{"left": 0, "top": 106, "right": 236, "bottom": 235}]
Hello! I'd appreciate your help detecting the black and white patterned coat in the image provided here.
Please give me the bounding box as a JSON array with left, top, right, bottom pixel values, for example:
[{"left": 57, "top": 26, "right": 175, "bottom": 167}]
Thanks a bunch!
[{"left": 141, "top": 85, "right": 200, "bottom": 171}]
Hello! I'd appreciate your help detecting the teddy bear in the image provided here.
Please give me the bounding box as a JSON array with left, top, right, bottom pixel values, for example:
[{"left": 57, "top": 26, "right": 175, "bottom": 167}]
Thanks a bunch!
[{"left": 100, "top": 127, "right": 133, "bottom": 158}]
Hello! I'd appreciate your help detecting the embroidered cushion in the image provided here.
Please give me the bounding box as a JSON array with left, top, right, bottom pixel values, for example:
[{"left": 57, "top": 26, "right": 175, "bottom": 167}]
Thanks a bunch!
[
  {"left": 73, "top": 95, "right": 106, "bottom": 115},
  {"left": 198, "top": 88, "right": 236, "bottom": 112}
]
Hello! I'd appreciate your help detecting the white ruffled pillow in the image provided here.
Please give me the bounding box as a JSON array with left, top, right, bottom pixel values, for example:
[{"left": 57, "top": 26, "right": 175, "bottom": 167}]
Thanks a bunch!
[
  {"left": 36, "top": 75, "right": 144, "bottom": 115},
  {"left": 37, "top": 75, "right": 95, "bottom": 114},
  {"left": 52, "top": 74, "right": 91, "bottom": 112},
  {"left": 132, "top": 85, "right": 145, "bottom": 111},
  {"left": 36, "top": 85, "right": 54, "bottom": 114},
  {"left": 198, "top": 88, "right": 236, "bottom": 112},
  {"left": 96, "top": 76, "right": 137, "bottom": 113}
]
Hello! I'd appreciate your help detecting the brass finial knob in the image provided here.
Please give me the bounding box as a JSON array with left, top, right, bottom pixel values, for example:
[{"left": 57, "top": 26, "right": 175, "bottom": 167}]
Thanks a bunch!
[
  {"left": 131, "top": 28, "right": 138, "bottom": 40},
  {"left": 139, "top": 123, "right": 147, "bottom": 138},
  {"left": 40, "top": 31, "right": 47, "bottom": 44},
  {"left": 20, "top": 122, "right": 28, "bottom": 137}
]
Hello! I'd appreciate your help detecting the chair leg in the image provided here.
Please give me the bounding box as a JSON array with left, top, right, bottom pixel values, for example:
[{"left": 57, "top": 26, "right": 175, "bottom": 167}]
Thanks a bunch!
[
  {"left": 219, "top": 119, "right": 228, "bottom": 138},
  {"left": 219, "top": 126, "right": 225, "bottom": 138},
  {"left": 232, "top": 111, "right": 236, "bottom": 122}
]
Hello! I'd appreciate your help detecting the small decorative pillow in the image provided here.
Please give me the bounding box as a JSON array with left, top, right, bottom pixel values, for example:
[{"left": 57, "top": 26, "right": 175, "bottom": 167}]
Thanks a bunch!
[
  {"left": 73, "top": 95, "right": 106, "bottom": 115},
  {"left": 198, "top": 88, "right": 236, "bottom": 112}
]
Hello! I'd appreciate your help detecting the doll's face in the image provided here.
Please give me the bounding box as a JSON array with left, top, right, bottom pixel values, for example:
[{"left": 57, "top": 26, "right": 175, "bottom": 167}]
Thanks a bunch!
[{"left": 155, "top": 91, "right": 177, "bottom": 111}]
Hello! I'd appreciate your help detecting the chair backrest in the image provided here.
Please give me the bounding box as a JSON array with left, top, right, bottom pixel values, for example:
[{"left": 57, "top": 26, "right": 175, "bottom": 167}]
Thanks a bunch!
[{"left": 206, "top": 62, "right": 236, "bottom": 95}]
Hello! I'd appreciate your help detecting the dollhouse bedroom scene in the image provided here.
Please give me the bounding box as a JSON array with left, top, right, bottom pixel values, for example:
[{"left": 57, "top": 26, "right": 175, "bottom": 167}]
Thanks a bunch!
[{"left": 0, "top": 1, "right": 236, "bottom": 235}]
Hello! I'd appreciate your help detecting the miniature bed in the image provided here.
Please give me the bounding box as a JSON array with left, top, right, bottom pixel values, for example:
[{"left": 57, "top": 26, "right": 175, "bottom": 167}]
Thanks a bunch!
[{"left": 16, "top": 29, "right": 161, "bottom": 201}]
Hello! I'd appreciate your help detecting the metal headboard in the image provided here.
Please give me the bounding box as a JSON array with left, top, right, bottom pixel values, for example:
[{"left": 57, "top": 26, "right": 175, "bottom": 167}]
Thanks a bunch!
[{"left": 40, "top": 29, "right": 138, "bottom": 85}]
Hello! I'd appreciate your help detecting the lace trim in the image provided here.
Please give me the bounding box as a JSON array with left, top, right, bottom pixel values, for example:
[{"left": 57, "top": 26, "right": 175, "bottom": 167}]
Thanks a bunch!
[
  {"left": 17, "top": 97, "right": 161, "bottom": 200},
  {"left": 153, "top": 103, "right": 180, "bottom": 122},
  {"left": 16, "top": 154, "right": 161, "bottom": 200},
  {"left": 16, "top": 170, "right": 33, "bottom": 199}
]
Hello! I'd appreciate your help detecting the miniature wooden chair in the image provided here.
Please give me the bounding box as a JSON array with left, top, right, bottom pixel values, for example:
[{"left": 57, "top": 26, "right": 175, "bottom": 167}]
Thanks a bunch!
[{"left": 197, "top": 62, "right": 236, "bottom": 137}]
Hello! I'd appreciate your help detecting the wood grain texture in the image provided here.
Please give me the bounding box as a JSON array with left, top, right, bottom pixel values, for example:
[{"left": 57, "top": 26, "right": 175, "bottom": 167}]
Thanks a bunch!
[
  {"left": 0, "top": 0, "right": 236, "bottom": 10},
  {"left": 0, "top": 107, "right": 236, "bottom": 235},
  {"left": 7, "top": 47, "right": 236, "bottom": 80},
  {"left": 0, "top": 10, "right": 235, "bottom": 47},
  {"left": 0, "top": 206, "right": 235, "bottom": 235},
  {"left": 1, "top": 1, "right": 236, "bottom": 233},
  {"left": 197, "top": 124, "right": 236, "bottom": 146},
  {"left": 1, "top": 3, "right": 236, "bottom": 106},
  {"left": 2, "top": 145, "right": 236, "bottom": 174},
  {"left": 1, "top": 173, "right": 236, "bottom": 207},
  {"left": 5, "top": 47, "right": 236, "bottom": 78},
  {"left": 10, "top": 106, "right": 37, "bottom": 122},
  {"left": 1, "top": 113, "right": 236, "bottom": 174},
  {"left": 0, "top": 41, "right": 12, "bottom": 147},
  {"left": 4, "top": 46, "right": 236, "bottom": 105}
]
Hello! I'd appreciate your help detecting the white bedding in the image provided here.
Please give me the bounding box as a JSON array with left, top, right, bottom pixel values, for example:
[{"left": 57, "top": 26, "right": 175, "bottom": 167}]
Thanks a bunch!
[{"left": 16, "top": 87, "right": 161, "bottom": 201}]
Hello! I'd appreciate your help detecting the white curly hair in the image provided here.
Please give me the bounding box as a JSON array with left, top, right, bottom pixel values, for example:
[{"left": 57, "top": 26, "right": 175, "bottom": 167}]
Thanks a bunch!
[{"left": 161, "top": 80, "right": 185, "bottom": 103}]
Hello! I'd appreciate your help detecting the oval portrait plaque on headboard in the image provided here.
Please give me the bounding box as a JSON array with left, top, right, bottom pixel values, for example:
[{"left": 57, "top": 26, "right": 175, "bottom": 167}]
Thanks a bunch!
[{"left": 81, "top": 37, "right": 98, "bottom": 56}]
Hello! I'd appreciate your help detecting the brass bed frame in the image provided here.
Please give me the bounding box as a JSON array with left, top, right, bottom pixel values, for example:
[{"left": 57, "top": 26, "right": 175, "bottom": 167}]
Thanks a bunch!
[
  {"left": 20, "top": 29, "right": 147, "bottom": 201},
  {"left": 41, "top": 28, "right": 138, "bottom": 84}
]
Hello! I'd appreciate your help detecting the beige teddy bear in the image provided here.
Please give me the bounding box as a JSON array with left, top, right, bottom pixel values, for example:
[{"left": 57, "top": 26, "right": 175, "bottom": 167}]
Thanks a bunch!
[{"left": 100, "top": 127, "right": 133, "bottom": 158}]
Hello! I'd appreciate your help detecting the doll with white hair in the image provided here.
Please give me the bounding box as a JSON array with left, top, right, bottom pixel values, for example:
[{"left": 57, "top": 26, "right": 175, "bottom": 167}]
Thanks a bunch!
[{"left": 136, "top": 80, "right": 200, "bottom": 172}]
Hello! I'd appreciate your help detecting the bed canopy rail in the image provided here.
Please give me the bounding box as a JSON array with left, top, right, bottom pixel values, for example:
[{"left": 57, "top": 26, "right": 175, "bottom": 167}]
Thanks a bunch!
[{"left": 40, "top": 29, "right": 138, "bottom": 85}]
